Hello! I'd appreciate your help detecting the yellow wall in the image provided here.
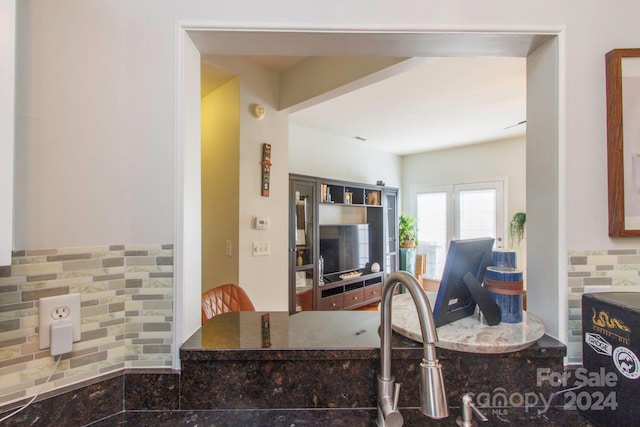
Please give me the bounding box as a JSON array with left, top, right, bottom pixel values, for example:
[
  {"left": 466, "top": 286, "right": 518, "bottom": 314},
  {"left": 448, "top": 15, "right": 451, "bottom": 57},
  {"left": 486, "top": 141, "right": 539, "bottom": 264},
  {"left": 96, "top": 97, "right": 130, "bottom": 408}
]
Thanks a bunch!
[{"left": 201, "top": 77, "right": 240, "bottom": 291}]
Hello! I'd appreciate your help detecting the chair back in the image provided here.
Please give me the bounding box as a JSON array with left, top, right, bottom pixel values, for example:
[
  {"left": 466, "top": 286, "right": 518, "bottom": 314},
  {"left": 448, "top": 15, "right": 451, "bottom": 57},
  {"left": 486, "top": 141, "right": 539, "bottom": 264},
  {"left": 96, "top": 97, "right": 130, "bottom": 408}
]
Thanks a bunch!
[{"left": 202, "top": 284, "right": 255, "bottom": 324}]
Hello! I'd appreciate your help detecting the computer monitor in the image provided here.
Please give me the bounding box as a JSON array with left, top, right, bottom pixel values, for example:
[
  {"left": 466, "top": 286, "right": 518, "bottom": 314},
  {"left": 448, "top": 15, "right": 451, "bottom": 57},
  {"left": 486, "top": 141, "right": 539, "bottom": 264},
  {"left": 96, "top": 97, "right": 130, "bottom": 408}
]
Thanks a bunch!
[{"left": 432, "top": 237, "right": 496, "bottom": 327}]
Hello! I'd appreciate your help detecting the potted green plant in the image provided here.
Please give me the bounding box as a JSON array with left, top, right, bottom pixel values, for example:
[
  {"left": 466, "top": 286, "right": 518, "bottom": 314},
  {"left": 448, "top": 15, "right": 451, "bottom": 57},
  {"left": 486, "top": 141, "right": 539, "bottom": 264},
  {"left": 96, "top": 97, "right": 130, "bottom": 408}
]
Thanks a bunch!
[
  {"left": 399, "top": 213, "right": 418, "bottom": 248},
  {"left": 509, "top": 212, "right": 526, "bottom": 246}
]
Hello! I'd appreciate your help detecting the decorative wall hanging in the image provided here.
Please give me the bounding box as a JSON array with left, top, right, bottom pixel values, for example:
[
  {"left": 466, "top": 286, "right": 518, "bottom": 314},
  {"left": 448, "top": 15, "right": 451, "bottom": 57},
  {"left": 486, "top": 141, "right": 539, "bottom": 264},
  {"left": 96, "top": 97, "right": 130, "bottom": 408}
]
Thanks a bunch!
[
  {"left": 261, "top": 143, "right": 272, "bottom": 197},
  {"left": 606, "top": 48, "right": 640, "bottom": 236}
]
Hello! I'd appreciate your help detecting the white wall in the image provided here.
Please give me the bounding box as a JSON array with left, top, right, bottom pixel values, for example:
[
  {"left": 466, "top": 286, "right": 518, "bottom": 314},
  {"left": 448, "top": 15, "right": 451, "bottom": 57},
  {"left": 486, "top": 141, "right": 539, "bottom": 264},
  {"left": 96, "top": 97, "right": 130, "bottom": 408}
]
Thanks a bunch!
[
  {"left": 175, "top": 31, "right": 203, "bottom": 362},
  {"left": 289, "top": 123, "right": 402, "bottom": 187},
  {"left": 238, "top": 65, "right": 290, "bottom": 312},
  {"left": 11, "top": 0, "right": 640, "bottom": 347},
  {"left": 14, "top": 1, "right": 177, "bottom": 248},
  {"left": 14, "top": 0, "right": 640, "bottom": 252},
  {"left": 402, "top": 137, "right": 526, "bottom": 218},
  {"left": 0, "top": 0, "right": 15, "bottom": 266},
  {"left": 202, "top": 56, "right": 290, "bottom": 311},
  {"left": 201, "top": 78, "right": 240, "bottom": 291}
]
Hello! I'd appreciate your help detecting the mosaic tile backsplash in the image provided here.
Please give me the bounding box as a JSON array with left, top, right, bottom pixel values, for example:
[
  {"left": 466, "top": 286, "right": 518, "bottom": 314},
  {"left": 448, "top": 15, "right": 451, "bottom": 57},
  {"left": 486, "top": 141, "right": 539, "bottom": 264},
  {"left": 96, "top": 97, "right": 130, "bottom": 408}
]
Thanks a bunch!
[
  {"left": 567, "top": 249, "right": 640, "bottom": 364},
  {"left": 0, "top": 244, "right": 173, "bottom": 407}
]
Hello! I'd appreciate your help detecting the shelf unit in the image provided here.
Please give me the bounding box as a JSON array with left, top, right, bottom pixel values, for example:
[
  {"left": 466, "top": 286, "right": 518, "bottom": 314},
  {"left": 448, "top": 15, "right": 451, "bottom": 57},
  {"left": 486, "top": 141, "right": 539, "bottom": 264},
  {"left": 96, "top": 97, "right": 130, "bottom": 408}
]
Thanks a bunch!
[
  {"left": 289, "top": 174, "right": 398, "bottom": 313},
  {"left": 289, "top": 176, "right": 317, "bottom": 313},
  {"left": 320, "top": 182, "right": 382, "bottom": 207}
]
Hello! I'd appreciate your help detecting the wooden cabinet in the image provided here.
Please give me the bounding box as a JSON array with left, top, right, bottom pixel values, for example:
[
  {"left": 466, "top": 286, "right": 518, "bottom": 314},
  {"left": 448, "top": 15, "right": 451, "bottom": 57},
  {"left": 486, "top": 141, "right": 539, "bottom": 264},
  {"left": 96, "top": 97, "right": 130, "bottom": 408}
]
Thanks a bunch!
[
  {"left": 343, "top": 288, "right": 365, "bottom": 309},
  {"left": 289, "top": 174, "right": 397, "bottom": 313},
  {"left": 317, "top": 273, "right": 383, "bottom": 311},
  {"left": 317, "top": 293, "right": 343, "bottom": 311}
]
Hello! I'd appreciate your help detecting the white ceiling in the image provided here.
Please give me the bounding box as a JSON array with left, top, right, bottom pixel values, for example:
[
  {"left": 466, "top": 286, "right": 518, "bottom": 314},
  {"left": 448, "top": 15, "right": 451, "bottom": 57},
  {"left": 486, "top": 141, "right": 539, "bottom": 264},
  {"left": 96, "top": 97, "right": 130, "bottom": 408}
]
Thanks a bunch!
[
  {"left": 288, "top": 56, "right": 526, "bottom": 156},
  {"left": 194, "top": 31, "right": 533, "bottom": 156}
]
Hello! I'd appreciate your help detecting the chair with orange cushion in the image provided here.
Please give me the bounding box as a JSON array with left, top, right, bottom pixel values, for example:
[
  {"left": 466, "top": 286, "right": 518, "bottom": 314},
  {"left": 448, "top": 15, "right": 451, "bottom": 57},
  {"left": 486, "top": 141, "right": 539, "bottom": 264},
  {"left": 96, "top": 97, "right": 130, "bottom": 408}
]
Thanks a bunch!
[{"left": 201, "top": 284, "right": 256, "bottom": 324}]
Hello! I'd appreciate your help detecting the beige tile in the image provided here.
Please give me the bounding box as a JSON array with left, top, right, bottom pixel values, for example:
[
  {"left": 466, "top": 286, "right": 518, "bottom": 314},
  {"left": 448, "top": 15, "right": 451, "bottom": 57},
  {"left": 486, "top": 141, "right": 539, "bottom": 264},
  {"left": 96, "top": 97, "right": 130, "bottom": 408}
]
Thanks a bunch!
[
  {"left": 77, "top": 282, "right": 110, "bottom": 293},
  {"left": 56, "top": 246, "right": 107, "bottom": 255},
  {"left": 63, "top": 259, "right": 102, "bottom": 272},
  {"left": 102, "top": 257, "right": 124, "bottom": 268},
  {"left": 82, "top": 304, "right": 108, "bottom": 318},
  {"left": 11, "top": 262, "right": 62, "bottom": 277},
  {"left": 69, "top": 351, "right": 108, "bottom": 369},
  {"left": 125, "top": 244, "right": 162, "bottom": 251},
  {"left": 34, "top": 372, "right": 64, "bottom": 386},
  {"left": 53, "top": 367, "right": 104, "bottom": 388},
  {"left": 0, "top": 354, "right": 34, "bottom": 370},
  {"left": 20, "top": 339, "right": 40, "bottom": 356},
  {"left": 22, "top": 287, "right": 71, "bottom": 302},
  {"left": 20, "top": 316, "right": 38, "bottom": 329},
  {"left": 108, "top": 279, "right": 126, "bottom": 290},
  {"left": 0, "top": 390, "right": 27, "bottom": 407},
  {"left": 93, "top": 273, "right": 126, "bottom": 283},
  {"left": 100, "top": 362, "right": 125, "bottom": 375},
  {"left": 100, "top": 340, "right": 124, "bottom": 352},
  {"left": 124, "top": 266, "right": 168, "bottom": 273},
  {"left": 0, "top": 293, "right": 20, "bottom": 306},
  {"left": 0, "top": 243, "right": 175, "bottom": 406},
  {"left": 144, "top": 278, "right": 173, "bottom": 288},
  {"left": 126, "top": 257, "right": 155, "bottom": 266},
  {"left": 0, "top": 363, "right": 26, "bottom": 377},
  {"left": 0, "top": 380, "right": 33, "bottom": 397},
  {"left": 124, "top": 322, "right": 142, "bottom": 333},
  {"left": 59, "top": 269, "right": 108, "bottom": 279},
  {"left": 142, "top": 300, "right": 172, "bottom": 310},
  {"left": 0, "top": 337, "right": 26, "bottom": 349},
  {"left": 0, "top": 276, "right": 24, "bottom": 286},
  {"left": 81, "top": 328, "right": 108, "bottom": 343},
  {"left": 126, "top": 345, "right": 142, "bottom": 355},
  {"left": 0, "top": 346, "right": 21, "bottom": 361},
  {"left": 15, "top": 255, "right": 48, "bottom": 265},
  {"left": 0, "top": 307, "right": 31, "bottom": 321},
  {"left": 0, "top": 329, "right": 31, "bottom": 343}
]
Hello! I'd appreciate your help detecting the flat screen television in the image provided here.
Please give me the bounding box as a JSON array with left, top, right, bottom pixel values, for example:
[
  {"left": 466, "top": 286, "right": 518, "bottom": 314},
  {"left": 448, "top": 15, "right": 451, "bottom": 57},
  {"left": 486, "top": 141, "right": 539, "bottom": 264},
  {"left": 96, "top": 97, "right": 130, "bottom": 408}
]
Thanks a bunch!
[
  {"left": 432, "top": 237, "right": 496, "bottom": 327},
  {"left": 319, "top": 224, "right": 370, "bottom": 278}
]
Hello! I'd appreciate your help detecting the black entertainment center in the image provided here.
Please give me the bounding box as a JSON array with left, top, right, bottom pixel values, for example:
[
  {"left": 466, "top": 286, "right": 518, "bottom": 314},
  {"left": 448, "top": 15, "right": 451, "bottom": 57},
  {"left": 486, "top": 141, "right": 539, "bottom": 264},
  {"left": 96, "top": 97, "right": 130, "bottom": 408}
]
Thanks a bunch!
[{"left": 289, "top": 174, "right": 398, "bottom": 313}]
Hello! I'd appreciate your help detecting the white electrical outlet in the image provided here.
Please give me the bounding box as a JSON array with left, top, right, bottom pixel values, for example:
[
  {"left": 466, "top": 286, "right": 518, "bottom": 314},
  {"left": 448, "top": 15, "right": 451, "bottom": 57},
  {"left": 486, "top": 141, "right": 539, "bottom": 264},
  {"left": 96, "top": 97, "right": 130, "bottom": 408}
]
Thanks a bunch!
[{"left": 39, "top": 293, "right": 81, "bottom": 350}]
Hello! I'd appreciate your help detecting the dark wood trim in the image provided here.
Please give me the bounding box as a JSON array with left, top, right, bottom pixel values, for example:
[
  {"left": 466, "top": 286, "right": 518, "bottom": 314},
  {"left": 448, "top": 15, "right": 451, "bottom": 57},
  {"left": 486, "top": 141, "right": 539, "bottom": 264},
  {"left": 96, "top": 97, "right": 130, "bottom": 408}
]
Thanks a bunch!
[{"left": 606, "top": 48, "right": 640, "bottom": 237}]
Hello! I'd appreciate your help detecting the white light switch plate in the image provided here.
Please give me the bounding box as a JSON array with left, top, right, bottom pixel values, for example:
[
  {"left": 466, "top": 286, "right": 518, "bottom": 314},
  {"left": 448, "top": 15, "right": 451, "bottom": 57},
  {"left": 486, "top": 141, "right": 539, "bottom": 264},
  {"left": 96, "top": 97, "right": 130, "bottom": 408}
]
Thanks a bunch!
[
  {"left": 39, "top": 293, "right": 81, "bottom": 350},
  {"left": 252, "top": 241, "right": 270, "bottom": 256}
]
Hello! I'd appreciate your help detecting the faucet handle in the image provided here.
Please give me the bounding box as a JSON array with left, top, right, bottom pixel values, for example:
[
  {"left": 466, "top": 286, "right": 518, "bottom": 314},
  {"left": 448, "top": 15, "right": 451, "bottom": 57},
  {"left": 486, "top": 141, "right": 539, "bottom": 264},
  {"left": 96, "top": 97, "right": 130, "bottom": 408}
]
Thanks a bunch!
[
  {"left": 468, "top": 398, "right": 488, "bottom": 423},
  {"left": 456, "top": 393, "right": 488, "bottom": 427},
  {"left": 392, "top": 382, "right": 401, "bottom": 411},
  {"left": 377, "top": 378, "right": 403, "bottom": 427}
]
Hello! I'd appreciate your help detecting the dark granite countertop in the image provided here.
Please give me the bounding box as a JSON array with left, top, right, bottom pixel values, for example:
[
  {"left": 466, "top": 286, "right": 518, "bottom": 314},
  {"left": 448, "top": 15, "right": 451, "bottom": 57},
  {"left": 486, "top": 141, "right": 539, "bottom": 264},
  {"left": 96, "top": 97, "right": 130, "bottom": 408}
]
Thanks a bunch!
[
  {"left": 94, "top": 407, "right": 595, "bottom": 426},
  {"left": 175, "top": 311, "right": 592, "bottom": 425},
  {"left": 180, "top": 310, "right": 565, "bottom": 361}
]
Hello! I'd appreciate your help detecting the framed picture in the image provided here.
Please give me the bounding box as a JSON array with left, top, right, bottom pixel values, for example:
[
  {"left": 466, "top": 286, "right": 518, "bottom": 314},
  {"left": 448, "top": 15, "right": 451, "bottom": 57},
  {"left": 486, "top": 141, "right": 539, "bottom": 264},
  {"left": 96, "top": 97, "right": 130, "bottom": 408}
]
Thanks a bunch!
[{"left": 606, "top": 48, "right": 640, "bottom": 236}]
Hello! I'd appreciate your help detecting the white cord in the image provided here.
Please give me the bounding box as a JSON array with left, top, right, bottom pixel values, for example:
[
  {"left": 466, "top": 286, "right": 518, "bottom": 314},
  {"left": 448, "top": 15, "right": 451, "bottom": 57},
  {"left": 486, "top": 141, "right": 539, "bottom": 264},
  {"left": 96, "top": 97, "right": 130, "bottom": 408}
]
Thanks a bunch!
[{"left": 0, "top": 354, "right": 63, "bottom": 423}]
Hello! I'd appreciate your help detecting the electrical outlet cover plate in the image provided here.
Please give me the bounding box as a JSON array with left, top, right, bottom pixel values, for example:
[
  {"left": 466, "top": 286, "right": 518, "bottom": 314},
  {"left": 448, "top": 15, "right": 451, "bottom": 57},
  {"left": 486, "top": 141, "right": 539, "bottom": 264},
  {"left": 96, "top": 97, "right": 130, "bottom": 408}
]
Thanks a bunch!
[{"left": 39, "top": 293, "right": 82, "bottom": 350}]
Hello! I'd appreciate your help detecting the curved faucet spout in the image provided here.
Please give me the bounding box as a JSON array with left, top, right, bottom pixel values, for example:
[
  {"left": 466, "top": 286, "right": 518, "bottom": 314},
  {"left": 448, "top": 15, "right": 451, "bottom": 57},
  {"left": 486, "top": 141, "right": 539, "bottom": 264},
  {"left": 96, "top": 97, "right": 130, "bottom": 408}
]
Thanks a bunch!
[{"left": 377, "top": 271, "right": 449, "bottom": 426}]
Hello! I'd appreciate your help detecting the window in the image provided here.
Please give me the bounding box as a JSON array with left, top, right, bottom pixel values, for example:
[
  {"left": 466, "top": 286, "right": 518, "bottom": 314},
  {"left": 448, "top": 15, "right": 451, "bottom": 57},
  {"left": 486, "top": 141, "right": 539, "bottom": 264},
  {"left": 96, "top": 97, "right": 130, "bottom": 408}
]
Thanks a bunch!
[{"left": 416, "top": 181, "right": 505, "bottom": 280}]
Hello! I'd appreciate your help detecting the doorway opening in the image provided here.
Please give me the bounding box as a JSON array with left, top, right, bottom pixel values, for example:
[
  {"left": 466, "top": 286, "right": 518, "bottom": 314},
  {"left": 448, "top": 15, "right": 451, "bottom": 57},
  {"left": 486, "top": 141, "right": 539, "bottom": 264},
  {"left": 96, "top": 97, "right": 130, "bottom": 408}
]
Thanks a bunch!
[{"left": 175, "top": 28, "right": 564, "bottom": 368}]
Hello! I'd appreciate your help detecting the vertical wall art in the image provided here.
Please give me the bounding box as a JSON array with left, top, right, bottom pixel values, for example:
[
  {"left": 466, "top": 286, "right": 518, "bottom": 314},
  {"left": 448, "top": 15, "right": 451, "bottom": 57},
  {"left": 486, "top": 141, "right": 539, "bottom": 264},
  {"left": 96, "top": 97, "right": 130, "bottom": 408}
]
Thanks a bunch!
[
  {"left": 261, "top": 143, "right": 272, "bottom": 197},
  {"left": 606, "top": 48, "right": 640, "bottom": 236}
]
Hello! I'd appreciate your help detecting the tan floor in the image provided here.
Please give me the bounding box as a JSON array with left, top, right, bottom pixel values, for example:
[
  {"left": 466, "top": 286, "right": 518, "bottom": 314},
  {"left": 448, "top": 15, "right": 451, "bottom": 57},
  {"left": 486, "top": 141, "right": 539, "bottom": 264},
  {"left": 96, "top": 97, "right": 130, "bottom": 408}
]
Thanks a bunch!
[{"left": 356, "top": 302, "right": 379, "bottom": 311}]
